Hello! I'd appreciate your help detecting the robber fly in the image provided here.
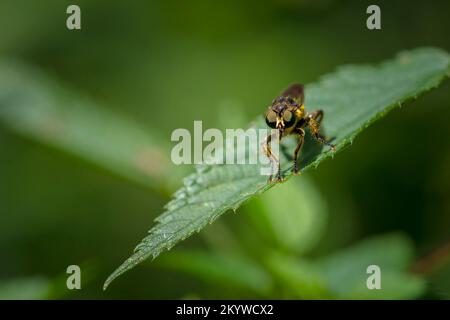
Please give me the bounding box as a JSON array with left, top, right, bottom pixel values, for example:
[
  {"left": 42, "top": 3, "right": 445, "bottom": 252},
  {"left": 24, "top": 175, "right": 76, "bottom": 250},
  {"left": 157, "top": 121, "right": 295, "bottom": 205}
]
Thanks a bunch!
[{"left": 263, "top": 84, "right": 335, "bottom": 183}]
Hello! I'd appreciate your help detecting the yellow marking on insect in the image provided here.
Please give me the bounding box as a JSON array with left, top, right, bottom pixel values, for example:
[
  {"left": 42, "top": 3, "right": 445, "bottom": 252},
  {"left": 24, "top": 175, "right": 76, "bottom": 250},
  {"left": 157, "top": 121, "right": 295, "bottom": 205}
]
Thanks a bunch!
[{"left": 295, "top": 105, "right": 305, "bottom": 119}]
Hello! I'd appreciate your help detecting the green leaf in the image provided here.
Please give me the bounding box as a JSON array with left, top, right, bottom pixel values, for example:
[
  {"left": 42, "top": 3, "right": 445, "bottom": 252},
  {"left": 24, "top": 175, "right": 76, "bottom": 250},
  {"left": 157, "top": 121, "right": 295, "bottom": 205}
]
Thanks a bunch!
[
  {"left": 264, "top": 252, "right": 330, "bottom": 299},
  {"left": 317, "top": 233, "right": 425, "bottom": 299},
  {"left": 344, "top": 272, "right": 425, "bottom": 300},
  {"left": 247, "top": 176, "right": 328, "bottom": 254},
  {"left": 155, "top": 250, "right": 273, "bottom": 296},
  {"left": 0, "top": 277, "right": 51, "bottom": 300},
  {"left": 104, "top": 47, "right": 450, "bottom": 289},
  {"left": 265, "top": 234, "right": 425, "bottom": 299},
  {"left": 0, "top": 61, "right": 179, "bottom": 193}
]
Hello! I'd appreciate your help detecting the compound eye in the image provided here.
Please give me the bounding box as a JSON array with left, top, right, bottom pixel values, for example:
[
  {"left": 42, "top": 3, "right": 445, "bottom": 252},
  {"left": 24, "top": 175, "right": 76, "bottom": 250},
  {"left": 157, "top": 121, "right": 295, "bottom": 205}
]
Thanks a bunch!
[
  {"left": 265, "top": 110, "right": 277, "bottom": 128},
  {"left": 283, "top": 110, "right": 296, "bottom": 127}
]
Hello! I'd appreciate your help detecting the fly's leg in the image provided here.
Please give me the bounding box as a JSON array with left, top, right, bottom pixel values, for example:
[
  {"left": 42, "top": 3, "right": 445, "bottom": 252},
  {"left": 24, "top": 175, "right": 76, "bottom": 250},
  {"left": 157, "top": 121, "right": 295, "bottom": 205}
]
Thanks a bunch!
[
  {"left": 263, "top": 132, "right": 282, "bottom": 183},
  {"left": 306, "top": 110, "right": 336, "bottom": 151},
  {"left": 293, "top": 128, "right": 305, "bottom": 175}
]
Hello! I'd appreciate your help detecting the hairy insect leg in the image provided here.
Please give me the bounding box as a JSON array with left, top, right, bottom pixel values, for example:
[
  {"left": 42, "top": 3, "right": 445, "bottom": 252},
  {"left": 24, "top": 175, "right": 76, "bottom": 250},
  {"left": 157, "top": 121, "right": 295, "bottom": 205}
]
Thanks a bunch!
[
  {"left": 293, "top": 128, "right": 305, "bottom": 175},
  {"left": 262, "top": 132, "right": 282, "bottom": 183},
  {"left": 306, "top": 110, "right": 336, "bottom": 151}
]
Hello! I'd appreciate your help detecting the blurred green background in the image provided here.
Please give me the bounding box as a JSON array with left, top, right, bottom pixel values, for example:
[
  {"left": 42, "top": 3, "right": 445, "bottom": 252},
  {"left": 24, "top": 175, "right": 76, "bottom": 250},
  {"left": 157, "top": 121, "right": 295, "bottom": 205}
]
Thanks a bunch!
[{"left": 0, "top": 0, "right": 449, "bottom": 299}]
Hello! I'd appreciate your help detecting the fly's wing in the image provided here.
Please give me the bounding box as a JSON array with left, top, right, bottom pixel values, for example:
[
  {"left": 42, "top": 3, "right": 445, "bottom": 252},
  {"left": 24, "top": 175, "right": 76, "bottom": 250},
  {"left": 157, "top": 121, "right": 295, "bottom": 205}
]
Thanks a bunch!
[{"left": 281, "top": 84, "right": 304, "bottom": 105}]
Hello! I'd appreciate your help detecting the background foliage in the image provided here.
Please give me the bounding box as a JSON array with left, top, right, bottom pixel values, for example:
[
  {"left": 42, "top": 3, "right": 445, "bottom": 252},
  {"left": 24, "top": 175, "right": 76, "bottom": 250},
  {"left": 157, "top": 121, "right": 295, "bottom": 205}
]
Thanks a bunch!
[{"left": 0, "top": 0, "right": 449, "bottom": 299}]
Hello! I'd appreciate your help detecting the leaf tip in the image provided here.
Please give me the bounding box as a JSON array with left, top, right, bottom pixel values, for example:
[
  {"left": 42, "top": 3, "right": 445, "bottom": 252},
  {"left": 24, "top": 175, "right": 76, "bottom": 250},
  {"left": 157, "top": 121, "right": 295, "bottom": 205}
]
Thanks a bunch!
[{"left": 103, "top": 274, "right": 115, "bottom": 291}]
